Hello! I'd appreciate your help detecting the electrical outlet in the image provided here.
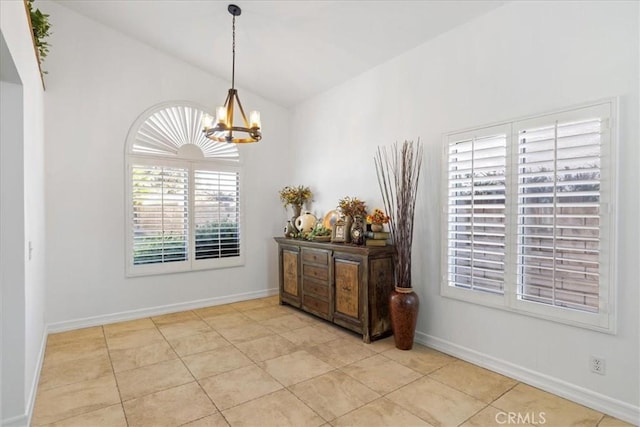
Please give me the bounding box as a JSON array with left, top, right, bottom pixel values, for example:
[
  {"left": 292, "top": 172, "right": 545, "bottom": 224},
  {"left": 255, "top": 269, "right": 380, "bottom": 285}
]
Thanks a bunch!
[{"left": 590, "top": 356, "right": 605, "bottom": 375}]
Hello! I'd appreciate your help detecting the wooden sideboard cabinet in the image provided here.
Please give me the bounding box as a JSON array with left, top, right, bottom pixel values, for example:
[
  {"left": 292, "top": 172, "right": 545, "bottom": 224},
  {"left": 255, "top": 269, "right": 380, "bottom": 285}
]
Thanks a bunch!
[{"left": 275, "top": 237, "right": 395, "bottom": 343}]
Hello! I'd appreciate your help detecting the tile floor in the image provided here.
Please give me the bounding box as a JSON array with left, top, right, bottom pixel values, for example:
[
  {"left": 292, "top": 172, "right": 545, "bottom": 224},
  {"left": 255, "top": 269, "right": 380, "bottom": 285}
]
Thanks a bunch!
[{"left": 32, "top": 296, "right": 632, "bottom": 427}]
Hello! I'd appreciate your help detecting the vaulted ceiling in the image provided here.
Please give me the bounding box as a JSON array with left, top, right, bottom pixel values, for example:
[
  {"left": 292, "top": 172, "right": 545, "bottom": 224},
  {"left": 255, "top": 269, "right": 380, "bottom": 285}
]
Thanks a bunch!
[{"left": 55, "top": 0, "right": 505, "bottom": 107}]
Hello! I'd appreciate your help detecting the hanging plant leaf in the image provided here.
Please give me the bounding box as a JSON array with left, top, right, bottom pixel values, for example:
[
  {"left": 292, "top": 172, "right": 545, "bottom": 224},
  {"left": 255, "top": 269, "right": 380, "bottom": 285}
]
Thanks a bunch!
[{"left": 26, "top": 0, "right": 52, "bottom": 73}]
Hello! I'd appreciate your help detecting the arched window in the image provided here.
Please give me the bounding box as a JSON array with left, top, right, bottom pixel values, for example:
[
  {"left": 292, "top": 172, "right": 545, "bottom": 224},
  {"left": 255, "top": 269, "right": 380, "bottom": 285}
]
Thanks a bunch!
[{"left": 125, "top": 102, "right": 243, "bottom": 276}]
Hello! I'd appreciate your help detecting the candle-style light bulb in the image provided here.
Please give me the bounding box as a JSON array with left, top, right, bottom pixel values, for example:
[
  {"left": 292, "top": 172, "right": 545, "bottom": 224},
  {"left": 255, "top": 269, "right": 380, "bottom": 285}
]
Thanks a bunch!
[
  {"left": 249, "top": 110, "right": 261, "bottom": 129},
  {"left": 216, "top": 106, "right": 227, "bottom": 125},
  {"left": 201, "top": 113, "right": 214, "bottom": 130}
]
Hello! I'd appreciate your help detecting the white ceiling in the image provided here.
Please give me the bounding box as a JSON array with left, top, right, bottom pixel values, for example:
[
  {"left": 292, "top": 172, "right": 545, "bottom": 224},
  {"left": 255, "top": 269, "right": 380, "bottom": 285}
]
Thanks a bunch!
[{"left": 55, "top": 0, "right": 505, "bottom": 107}]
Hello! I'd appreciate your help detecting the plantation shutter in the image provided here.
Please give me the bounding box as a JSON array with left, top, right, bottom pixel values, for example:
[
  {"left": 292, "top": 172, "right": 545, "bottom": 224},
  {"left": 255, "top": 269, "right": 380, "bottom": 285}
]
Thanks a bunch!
[
  {"left": 132, "top": 165, "right": 188, "bottom": 265},
  {"left": 194, "top": 169, "right": 241, "bottom": 260},
  {"left": 515, "top": 112, "right": 606, "bottom": 313},
  {"left": 446, "top": 127, "right": 508, "bottom": 294}
]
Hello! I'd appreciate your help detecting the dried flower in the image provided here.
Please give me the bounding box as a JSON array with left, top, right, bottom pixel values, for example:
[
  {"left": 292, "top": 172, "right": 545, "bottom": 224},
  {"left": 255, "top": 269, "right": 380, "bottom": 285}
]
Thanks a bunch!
[
  {"left": 279, "top": 185, "right": 312, "bottom": 207},
  {"left": 337, "top": 196, "right": 367, "bottom": 218},
  {"left": 375, "top": 140, "right": 423, "bottom": 288},
  {"left": 366, "top": 208, "right": 390, "bottom": 224}
]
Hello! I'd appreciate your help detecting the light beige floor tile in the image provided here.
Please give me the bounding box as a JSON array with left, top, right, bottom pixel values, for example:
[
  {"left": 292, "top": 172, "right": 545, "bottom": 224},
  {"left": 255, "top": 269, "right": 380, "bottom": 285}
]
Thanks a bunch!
[
  {"left": 332, "top": 397, "right": 431, "bottom": 427},
  {"left": 280, "top": 325, "right": 341, "bottom": 346},
  {"left": 290, "top": 370, "right": 379, "bottom": 421},
  {"left": 105, "top": 327, "right": 165, "bottom": 351},
  {"left": 182, "top": 413, "right": 230, "bottom": 427},
  {"left": 263, "top": 295, "right": 280, "bottom": 304},
  {"left": 115, "top": 358, "right": 194, "bottom": 401},
  {"left": 43, "top": 337, "right": 108, "bottom": 366},
  {"left": 387, "top": 376, "right": 486, "bottom": 427},
  {"left": 204, "top": 312, "right": 254, "bottom": 330},
  {"left": 366, "top": 336, "right": 397, "bottom": 353},
  {"left": 492, "top": 383, "right": 603, "bottom": 427},
  {"left": 39, "top": 353, "right": 113, "bottom": 391},
  {"left": 307, "top": 337, "right": 377, "bottom": 368},
  {"left": 460, "top": 405, "right": 535, "bottom": 427},
  {"left": 429, "top": 360, "right": 517, "bottom": 403},
  {"left": 157, "top": 318, "right": 213, "bottom": 340},
  {"left": 168, "top": 331, "right": 230, "bottom": 357},
  {"left": 103, "top": 318, "right": 156, "bottom": 337},
  {"left": 109, "top": 340, "right": 178, "bottom": 372},
  {"left": 598, "top": 415, "right": 636, "bottom": 427},
  {"left": 222, "top": 389, "right": 324, "bottom": 427},
  {"left": 382, "top": 344, "right": 456, "bottom": 375},
  {"left": 235, "top": 334, "right": 299, "bottom": 362},
  {"left": 182, "top": 345, "right": 253, "bottom": 379},
  {"left": 123, "top": 382, "right": 216, "bottom": 427},
  {"left": 151, "top": 310, "right": 199, "bottom": 326},
  {"left": 216, "top": 322, "right": 275, "bottom": 344},
  {"left": 46, "top": 404, "right": 127, "bottom": 427},
  {"left": 46, "top": 327, "right": 105, "bottom": 348},
  {"left": 199, "top": 365, "right": 283, "bottom": 410},
  {"left": 313, "top": 322, "right": 361, "bottom": 340},
  {"left": 260, "top": 350, "right": 334, "bottom": 386},
  {"left": 32, "top": 375, "right": 120, "bottom": 425},
  {"left": 228, "top": 298, "right": 274, "bottom": 312},
  {"left": 340, "top": 354, "right": 422, "bottom": 394},
  {"left": 193, "top": 304, "right": 239, "bottom": 319},
  {"left": 243, "top": 306, "right": 293, "bottom": 321},
  {"left": 261, "top": 314, "right": 314, "bottom": 333}
]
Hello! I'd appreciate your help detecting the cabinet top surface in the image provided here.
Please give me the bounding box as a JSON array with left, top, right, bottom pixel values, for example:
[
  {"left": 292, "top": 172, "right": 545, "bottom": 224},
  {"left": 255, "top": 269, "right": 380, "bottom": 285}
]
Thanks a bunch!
[{"left": 274, "top": 237, "right": 395, "bottom": 255}]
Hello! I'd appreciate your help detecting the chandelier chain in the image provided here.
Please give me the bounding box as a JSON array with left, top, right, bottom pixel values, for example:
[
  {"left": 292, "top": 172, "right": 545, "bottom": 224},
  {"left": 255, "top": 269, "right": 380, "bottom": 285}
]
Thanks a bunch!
[{"left": 231, "top": 14, "right": 236, "bottom": 89}]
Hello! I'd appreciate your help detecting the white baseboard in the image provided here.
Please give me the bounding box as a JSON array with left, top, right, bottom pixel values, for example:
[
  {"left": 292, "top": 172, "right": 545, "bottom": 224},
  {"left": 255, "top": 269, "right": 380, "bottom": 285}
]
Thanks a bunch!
[
  {"left": 415, "top": 331, "right": 640, "bottom": 425},
  {"left": 2, "top": 329, "right": 47, "bottom": 427},
  {"left": 47, "top": 288, "right": 278, "bottom": 333},
  {"left": 1, "top": 414, "right": 27, "bottom": 427}
]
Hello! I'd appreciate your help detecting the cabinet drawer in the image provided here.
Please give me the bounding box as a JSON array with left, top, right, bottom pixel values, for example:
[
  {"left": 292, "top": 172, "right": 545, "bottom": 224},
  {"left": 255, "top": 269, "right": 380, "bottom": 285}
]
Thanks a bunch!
[
  {"left": 302, "top": 248, "right": 329, "bottom": 265},
  {"left": 303, "top": 264, "right": 329, "bottom": 281},
  {"left": 303, "top": 279, "right": 329, "bottom": 299},
  {"left": 303, "top": 294, "right": 330, "bottom": 317}
]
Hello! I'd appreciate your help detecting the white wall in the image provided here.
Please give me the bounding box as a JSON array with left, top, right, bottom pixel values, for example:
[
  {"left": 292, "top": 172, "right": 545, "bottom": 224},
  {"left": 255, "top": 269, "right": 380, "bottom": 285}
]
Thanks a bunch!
[
  {"left": 41, "top": 2, "right": 292, "bottom": 327},
  {"left": 291, "top": 1, "right": 639, "bottom": 423},
  {"left": 0, "top": 1, "right": 47, "bottom": 425}
]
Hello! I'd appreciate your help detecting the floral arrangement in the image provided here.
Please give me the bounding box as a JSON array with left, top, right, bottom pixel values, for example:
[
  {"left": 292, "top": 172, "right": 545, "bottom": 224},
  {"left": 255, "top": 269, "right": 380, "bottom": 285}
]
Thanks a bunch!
[
  {"left": 366, "top": 208, "right": 390, "bottom": 225},
  {"left": 279, "top": 185, "right": 312, "bottom": 207},
  {"left": 337, "top": 196, "right": 367, "bottom": 218},
  {"left": 367, "top": 208, "right": 389, "bottom": 224}
]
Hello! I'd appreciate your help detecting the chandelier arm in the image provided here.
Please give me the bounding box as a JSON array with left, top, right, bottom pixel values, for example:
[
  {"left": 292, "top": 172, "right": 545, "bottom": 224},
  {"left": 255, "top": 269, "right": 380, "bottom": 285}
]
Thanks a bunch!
[
  {"left": 233, "top": 92, "right": 251, "bottom": 129},
  {"left": 227, "top": 90, "right": 236, "bottom": 140}
]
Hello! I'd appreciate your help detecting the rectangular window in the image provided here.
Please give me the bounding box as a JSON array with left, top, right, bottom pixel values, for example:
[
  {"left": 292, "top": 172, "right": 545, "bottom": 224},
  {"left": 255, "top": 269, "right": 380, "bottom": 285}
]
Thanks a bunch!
[
  {"left": 127, "top": 160, "right": 243, "bottom": 276},
  {"left": 132, "top": 165, "right": 188, "bottom": 266},
  {"left": 447, "top": 127, "right": 508, "bottom": 295},
  {"left": 194, "top": 170, "right": 241, "bottom": 260},
  {"left": 442, "top": 100, "right": 616, "bottom": 332}
]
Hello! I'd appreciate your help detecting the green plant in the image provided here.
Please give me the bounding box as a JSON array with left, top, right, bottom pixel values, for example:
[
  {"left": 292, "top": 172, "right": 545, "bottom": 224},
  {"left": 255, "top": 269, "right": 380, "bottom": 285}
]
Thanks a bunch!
[{"left": 27, "top": 0, "right": 51, "bottom": 72}]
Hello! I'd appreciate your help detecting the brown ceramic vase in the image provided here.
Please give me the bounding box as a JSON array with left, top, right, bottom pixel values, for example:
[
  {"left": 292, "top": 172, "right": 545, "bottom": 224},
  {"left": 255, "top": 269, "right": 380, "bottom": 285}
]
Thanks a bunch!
[{"left": 389, "top": 286, "right": 419, "bottom": 350}]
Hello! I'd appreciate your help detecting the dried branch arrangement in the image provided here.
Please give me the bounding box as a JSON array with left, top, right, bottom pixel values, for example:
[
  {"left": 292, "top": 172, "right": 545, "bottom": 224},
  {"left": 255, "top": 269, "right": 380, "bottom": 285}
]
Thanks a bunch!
[{"left": 374, "top": 140, "right": 423, "bottom": 288}]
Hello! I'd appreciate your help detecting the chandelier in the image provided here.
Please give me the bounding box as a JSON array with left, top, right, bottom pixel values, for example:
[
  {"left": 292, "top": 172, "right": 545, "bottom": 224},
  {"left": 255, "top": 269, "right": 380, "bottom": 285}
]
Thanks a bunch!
[{"left": 202, "top": 4, "right": 261, "bottom": 143}]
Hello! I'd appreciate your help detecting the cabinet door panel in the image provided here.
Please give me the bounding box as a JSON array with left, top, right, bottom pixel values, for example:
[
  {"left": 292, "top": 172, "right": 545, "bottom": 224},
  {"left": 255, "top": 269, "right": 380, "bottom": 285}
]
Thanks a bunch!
[
  {"left": 335, "top": 260, "right": 359, "bottom": 319},
  {"left": 283, "top": 250, "right": 299, "bottom": 297}
]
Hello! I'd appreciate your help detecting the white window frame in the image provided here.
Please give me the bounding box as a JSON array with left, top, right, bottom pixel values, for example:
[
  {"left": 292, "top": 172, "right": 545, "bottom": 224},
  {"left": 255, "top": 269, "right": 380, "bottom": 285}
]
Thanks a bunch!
[
  {"left": 441, "top": 98, "right": 618, "bottom": 333},
  {"left": 125, "top": 102, "right": 245, "bottom": 277}
]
